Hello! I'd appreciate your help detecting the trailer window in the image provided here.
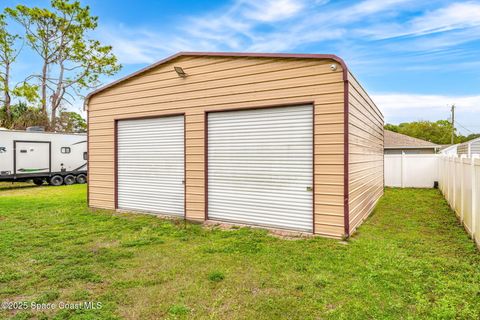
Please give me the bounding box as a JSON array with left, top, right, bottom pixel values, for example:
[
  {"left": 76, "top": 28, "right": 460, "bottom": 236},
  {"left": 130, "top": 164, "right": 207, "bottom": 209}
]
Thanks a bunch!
[
  {"left": 83, "top": 152, "right": 87, "bottom": 160},
  {"left": 61, "top": 147, "right": 71, "bottom": 154}
]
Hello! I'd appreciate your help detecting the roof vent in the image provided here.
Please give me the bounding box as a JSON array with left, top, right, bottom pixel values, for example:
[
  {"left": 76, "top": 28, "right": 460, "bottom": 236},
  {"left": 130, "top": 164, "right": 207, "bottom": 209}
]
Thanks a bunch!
[{"left": 26, "top": 126, "right": 45, "bottom": 132}]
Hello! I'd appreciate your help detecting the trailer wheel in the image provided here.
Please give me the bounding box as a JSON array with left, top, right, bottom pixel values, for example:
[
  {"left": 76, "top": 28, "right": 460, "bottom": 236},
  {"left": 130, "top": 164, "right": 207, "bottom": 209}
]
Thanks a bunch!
[
  {"left": 33, "top": 178, "right": 44, "bottom": 186},
  {"left": 76, "top": 174, "right": 87, "bottom": 184},
  {"left": 64, "top": 175, "right": 76, "bottom": 185},
  {"left": 49, "top": 175, "right": 64, "bottom": 186}
]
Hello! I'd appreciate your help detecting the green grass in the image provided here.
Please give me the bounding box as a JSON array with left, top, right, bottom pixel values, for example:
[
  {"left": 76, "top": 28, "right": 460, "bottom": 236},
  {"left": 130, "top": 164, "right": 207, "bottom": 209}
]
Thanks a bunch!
[{"left": 0, "top": 183, "right": 479, "bottom": 319}]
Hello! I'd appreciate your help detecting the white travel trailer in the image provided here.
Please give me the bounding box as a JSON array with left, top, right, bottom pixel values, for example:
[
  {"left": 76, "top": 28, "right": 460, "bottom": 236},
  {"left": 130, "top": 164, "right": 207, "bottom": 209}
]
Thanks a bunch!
[{"left": 0, "top": 128, "right": 87, "bottom": 186}]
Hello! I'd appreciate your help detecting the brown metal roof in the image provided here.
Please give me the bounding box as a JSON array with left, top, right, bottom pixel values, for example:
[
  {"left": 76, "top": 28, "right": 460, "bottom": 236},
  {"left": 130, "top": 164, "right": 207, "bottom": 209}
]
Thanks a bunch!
[
  {"left": 83, "top": 52, "right": 347, "bottom": 109},
  {"left": 384, "top": 130, "right": 439, "bottom": 149}
]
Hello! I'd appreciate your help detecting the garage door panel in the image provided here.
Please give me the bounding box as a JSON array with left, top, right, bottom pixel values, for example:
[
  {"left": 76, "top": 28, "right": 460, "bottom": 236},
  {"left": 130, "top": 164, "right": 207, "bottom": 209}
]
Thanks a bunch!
[
  {"left": 208, "top": 183, "right": 312, "bottom": 195},
  {"left": 213, "top": 208, "right": 312, "bottom": 226},
  {"left": 209, "top": 165, "right": 311, "bottom": 172},
  {"left": 209, "top": 108, "right": 311, "bottom": 121},
  {"left": 209, "top": 193, "right": 312, "bottom": 207},
  {"left": 208, "top": 133, "right": 311, "bottom": 141},
  {"left": 208, "top": 105, "right": 313, "bottom": 232},
  {"left": 117, "top": 116, "right": 184, "bottom": 216},
  {"left": 209, "top": 139, "right": 312, "bottom": 145}
]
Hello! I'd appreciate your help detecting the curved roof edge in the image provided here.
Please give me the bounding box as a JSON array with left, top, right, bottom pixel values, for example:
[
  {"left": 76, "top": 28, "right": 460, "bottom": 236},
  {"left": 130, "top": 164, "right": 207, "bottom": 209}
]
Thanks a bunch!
[
  {"left": 464, "top": 136, "right": 480, "bottom": 145},
  {"left": 83, "top": 51, "right": 348, "bottom": 109}
]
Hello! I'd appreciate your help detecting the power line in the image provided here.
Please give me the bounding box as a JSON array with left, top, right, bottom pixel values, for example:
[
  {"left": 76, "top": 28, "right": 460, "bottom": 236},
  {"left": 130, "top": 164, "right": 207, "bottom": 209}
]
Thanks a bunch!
[
  {"left": 448, "top": 104, "right": 478, "bottom": 135},
  {"left": 455, "top": 121, "right": 475, "bottom": 134}
]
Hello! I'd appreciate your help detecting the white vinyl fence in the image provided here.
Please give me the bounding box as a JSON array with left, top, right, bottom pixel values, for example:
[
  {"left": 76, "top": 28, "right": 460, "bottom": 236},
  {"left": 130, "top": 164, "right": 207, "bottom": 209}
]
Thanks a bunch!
[
  {"left": 385, "top": 154, "right": 439, "bottom": 188},
  {"left": 438, "top": 156, "right": 480, "bottom": 247}
]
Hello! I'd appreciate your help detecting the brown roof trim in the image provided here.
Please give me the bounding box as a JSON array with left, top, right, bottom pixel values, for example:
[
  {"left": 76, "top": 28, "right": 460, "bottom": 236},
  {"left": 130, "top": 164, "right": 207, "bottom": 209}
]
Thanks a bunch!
[{"left": 83, "top": 51, "right": 348, "bottom": 109}]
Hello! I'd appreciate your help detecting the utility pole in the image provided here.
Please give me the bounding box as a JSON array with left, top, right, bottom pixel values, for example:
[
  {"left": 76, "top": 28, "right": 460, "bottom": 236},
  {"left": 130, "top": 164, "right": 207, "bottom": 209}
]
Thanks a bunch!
[{"left": 451, "top": 104, "right": 455, "bottom": 144}]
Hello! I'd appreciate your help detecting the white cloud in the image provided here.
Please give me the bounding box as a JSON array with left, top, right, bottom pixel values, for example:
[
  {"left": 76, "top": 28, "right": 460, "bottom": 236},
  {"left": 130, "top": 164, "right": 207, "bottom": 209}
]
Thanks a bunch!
[
  {"left": 373, "top": 93, "right": 480, "bottom": 111},
  {"left": 182, "top": 0, "right": 309, "bottom": 52},
  {"left": 340, "top": 0, "right": 414, "bottom": 22},
  {"left": 363, "top": 2, "right": 480, "bottom": 39},
  {"left": 97, "top": 24, "right": 223, "bottom": 64},
  {"left": 407, "top": 2, "right": 480, "bottom": 36},
  {"left": 373, "top": 93, "right": 480, "bottom": 133},
  {"left": 241, "top": 0, "right": 305, "bottom": 22},
  {"left": 98, "top": 26, "right": 166, "bottom": 64},
  {"left": 99, "top": 0, "right": 421, "bottom": 65}
]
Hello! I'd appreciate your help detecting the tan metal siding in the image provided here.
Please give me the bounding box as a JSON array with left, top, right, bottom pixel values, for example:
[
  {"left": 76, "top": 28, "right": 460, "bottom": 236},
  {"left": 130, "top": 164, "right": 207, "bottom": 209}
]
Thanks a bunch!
[
  {"left": 347, "top": 72, "right": 384, "bottom": 233},
  {"left": 88, "top": 55, "right": 346, "bottom": 237}
]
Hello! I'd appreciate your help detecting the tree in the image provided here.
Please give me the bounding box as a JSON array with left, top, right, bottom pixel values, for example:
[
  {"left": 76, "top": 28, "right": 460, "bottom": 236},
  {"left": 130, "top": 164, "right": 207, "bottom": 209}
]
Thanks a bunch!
[
  {"left": 460, "top": 133, "right": 480, "bottom": 143},
  {"left": 0, "top": 13, "right": 40, "bottom": 128},
  {"left": 384, "top": 123, "right": 398, "bottom": 133},
  {"left": 0, "top": 13, "right": 26, "bottom": 126},
  {"left": 1, "top": 101, "right": 49, "bottom": 129},
  {"left": 0, "top": 13, "right": 18, "bottom": 125},
  {"left": 55, "top": 111, "right": 86, "bottom": 132},
  {"left": 384, "top": 120, "right": 479, "bottom": 145},
  {"left": 7, "top": 0, "right": 121, "bottom": 129},
  {"left": 46, "top": 0, "right": 121, "bottom": 129},
  {"left": 6, "top": 5, "right": 58, "bottom": 116}
]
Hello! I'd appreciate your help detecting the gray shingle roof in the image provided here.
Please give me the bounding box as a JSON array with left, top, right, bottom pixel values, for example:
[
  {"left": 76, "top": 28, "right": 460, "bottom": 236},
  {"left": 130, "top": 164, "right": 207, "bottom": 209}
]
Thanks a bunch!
[{"left": 384, "top": 130, "right": 440, "bottom": 149}]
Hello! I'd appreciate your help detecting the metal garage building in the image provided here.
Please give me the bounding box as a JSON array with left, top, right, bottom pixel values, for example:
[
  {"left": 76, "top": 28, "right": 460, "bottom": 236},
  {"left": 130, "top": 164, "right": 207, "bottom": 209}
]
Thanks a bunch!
[{"left": 85, "top": 52, "right": 384, "bottom": 239}]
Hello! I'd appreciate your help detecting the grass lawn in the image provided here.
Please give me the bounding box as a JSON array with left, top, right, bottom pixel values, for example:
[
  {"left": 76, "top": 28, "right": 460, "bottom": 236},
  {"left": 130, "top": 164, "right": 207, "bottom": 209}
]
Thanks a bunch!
[{"left": 0, "top": 183, "right": 479, "bottom": 319}]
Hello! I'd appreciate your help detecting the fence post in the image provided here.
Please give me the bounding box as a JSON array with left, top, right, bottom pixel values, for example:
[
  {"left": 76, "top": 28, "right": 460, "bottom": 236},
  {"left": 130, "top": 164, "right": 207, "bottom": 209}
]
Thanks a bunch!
[
  {"left": 444, "top": 157, "right": 447, "bottom": 194},
  {"left": 472, "top": 156, "right": 477, "bottom": 240},
  {"left": 448, "top": 156, "right": 452, "bottom": 204},
  {"left": 460, "top": 156, "right": 465, "bottom": 223},
  {"left": 452, "top": 155, "right": 456, "bottom": 210},
  {"left": 439, "top": 156, "right": 443, "bottom": 192},
  {"left": 442, "top": 157, "right": 445, "bottom": 193},
  {"left": 450, "top": 156, "right": 454, "bottom": 207},
  {"left": 443, "top": 157, "right": 446, "bottom": 193},
  {"left": 447, "top": 156, "right": 450, "bottom": 203}
]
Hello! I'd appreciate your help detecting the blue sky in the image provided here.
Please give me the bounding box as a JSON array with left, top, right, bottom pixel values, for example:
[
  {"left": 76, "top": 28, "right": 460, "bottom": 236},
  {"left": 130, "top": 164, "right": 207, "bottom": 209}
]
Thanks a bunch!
[{"left": 2, "top": 0, "right": 480, "bottom": 134}]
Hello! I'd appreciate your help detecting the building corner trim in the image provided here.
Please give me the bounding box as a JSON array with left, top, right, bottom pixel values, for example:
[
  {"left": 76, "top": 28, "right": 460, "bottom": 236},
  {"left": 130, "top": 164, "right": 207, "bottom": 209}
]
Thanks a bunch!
[{"left": 343, "top": 68, "right": 350, "bottom": 238}]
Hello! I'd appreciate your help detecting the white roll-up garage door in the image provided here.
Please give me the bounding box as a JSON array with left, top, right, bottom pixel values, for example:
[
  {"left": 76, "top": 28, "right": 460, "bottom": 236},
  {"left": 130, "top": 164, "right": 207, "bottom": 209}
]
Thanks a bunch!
[
  {"left": 117, "top": 116, "right": 184, "bottom": 216},
  {"left": 208, "top": 105, "right": 313, "bottom": 232}
]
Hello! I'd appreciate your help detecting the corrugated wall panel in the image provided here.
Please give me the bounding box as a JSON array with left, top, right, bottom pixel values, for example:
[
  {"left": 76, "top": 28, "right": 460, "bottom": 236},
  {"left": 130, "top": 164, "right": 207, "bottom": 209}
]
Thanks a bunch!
[
  {"left": 207, "top": 106, "right": 313, "bottom": 232},
  {"left": 91, "top": 60, "right": 338, "bottom": 105},
  {"left": 347, "top": 72, "right": 384, "bottom": 234}
]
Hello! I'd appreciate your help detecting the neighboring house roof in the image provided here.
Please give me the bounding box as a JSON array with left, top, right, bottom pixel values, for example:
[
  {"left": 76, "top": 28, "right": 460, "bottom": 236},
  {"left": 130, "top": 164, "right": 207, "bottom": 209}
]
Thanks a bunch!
[
  {"left": 384, "top": 130, "right": 440, "bottom": 149},
  {"left": 461, "top": 136, "right": 480, "bottom": 146}
]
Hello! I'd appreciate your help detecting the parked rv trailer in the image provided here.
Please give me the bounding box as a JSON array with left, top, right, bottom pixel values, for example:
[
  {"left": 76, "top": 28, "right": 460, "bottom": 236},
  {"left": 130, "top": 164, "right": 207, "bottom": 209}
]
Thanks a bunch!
[{"left": 0, "top": 129, "right": 87, "bottom": 186}]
